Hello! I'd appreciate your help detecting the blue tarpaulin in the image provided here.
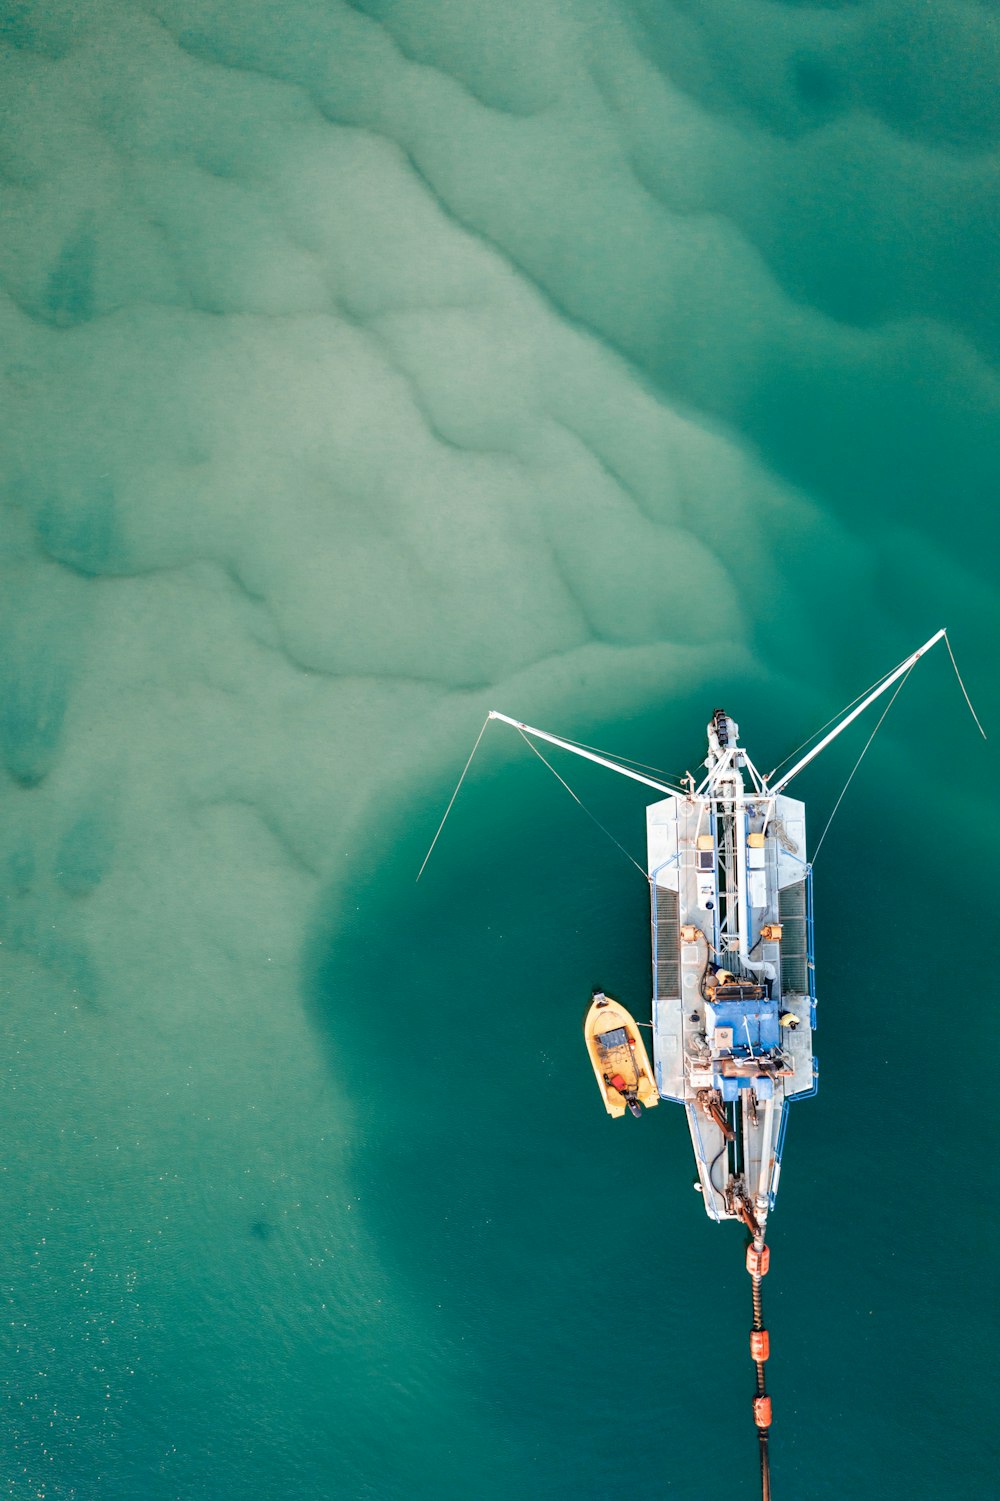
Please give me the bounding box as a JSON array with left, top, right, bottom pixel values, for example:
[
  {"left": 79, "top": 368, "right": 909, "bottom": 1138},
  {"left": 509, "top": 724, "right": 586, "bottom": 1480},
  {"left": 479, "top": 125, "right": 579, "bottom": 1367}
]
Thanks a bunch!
[{"left": 708, "top": 997, "right": 781, "bottom": 1052}]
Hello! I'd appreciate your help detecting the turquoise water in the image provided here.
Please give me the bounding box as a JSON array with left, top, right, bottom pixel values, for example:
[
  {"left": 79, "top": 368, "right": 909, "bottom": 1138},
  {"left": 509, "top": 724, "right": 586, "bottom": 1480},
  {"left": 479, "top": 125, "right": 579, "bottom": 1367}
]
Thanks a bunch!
[{"left": 1, "top": 2, "right": 998, "bottom": 1497}]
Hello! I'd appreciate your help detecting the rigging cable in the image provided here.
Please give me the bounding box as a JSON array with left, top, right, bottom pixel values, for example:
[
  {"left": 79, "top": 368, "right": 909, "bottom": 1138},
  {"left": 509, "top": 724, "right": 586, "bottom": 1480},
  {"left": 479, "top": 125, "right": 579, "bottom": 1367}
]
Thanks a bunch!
[
  {"left": 417, "top": 632, "right": 984, "bottom": 881},
  {"left": 515, "top": 730, "right": 651, "bottom": 881},
  {"left": 765, "top": 661, "right": 905, "bottom": 783},
  {"left": 769, "top": 629, "right": 986, "bottom": 785},
  {"left": 524, "top": 730, "right": 686, "bottom": 786},
  {"left": 810, "top": 667, "right": 913, "bottom": 866},
  {"left": 945, "top": 630, "right": 988, "bottom": 739},
  {"left": 416, "top": 714, "right": 490, "bottom": 881}
]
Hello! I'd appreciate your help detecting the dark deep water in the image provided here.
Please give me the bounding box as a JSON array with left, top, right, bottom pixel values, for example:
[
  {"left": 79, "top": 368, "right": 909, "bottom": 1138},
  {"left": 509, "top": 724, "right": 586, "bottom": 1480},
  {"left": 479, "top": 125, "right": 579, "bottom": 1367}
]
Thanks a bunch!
[{"left": 1, "top": 2, "right": 998, "bottom": 1497}]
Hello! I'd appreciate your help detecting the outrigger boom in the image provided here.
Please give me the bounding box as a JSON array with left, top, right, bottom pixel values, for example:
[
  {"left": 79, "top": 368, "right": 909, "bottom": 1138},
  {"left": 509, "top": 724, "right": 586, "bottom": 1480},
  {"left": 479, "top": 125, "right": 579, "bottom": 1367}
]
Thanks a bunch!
[
  {"left": 766, "top": 627, "right": 946, "bottom": 794},
  {"left": 491, "top": 628, "right": 949, "bottom": 802},
  {"left": 486, "top": 711, "right": 683, "bottom": 797}
]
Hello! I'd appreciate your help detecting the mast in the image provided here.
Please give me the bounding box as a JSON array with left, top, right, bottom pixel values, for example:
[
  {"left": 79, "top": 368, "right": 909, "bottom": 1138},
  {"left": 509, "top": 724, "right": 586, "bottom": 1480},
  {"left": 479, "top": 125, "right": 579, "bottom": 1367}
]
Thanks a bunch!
[{"left": 696, "top": 714, "right": 764, "bottom": 972}]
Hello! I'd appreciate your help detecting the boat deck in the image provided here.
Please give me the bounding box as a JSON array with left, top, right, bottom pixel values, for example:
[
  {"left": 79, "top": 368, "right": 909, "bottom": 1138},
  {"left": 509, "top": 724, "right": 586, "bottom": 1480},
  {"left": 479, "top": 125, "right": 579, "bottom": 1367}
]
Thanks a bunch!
[{"left": 648, "top": 789, "right": 817, "bottom": 1226}]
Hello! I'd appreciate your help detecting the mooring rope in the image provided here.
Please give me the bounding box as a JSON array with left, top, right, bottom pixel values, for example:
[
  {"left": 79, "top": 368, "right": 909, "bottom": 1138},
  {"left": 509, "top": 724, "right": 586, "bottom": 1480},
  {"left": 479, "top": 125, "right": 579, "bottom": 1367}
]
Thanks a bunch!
[
  {"left": 748, "top": 1257, "right": 772, "bottom": 1501},
  {"left": 759, "top": 1423, "right": 771, "bottom": 1501}
]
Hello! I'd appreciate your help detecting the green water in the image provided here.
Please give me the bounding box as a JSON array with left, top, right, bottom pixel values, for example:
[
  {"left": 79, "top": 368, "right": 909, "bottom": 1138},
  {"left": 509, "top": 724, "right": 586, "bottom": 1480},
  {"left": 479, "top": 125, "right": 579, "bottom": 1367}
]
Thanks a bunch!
[{"left": 1, "top": 2, "right": 998, "bottom": 1497}]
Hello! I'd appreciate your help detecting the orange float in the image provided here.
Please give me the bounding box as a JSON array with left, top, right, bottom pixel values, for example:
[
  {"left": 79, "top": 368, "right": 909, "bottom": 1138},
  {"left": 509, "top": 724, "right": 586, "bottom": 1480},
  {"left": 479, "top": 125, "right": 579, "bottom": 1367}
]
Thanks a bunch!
[
  {"left": 752, "top": 1396, "right": 772, "bottom": 1429},
  {"left": 746, "top": 1243, "right": 770, "bottom": 1276},
  {"left": 750, "top": 1329, "right": 770, "bottom": 1362}
]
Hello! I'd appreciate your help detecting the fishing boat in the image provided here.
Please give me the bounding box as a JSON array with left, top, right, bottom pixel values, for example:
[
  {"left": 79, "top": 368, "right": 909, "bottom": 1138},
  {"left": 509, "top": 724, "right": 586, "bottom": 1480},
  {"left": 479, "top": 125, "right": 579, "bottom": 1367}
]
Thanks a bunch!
[{"left": 455, "top": 626, "right": 982, "bottom": 1500}]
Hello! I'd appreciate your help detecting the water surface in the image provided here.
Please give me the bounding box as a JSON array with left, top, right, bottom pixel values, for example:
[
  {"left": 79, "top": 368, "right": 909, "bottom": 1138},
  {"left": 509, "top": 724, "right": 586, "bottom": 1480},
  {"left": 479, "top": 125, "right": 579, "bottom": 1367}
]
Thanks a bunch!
[{"left": 1, "top": 2, "right": 997, "bottom": 1497}]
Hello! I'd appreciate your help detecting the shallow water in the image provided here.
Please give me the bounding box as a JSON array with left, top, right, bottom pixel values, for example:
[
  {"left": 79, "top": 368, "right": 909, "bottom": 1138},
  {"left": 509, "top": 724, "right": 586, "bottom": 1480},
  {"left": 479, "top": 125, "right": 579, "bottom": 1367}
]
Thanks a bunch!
[{"left": 1, "top": 2, "right": 998, "bottom": 1497}]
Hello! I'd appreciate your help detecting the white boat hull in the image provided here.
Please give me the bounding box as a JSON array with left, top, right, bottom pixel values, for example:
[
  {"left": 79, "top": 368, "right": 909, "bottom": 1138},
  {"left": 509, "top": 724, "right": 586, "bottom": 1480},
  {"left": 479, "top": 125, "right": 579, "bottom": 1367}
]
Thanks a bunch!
[{"left": 648, "top": 778, "right": 817, "bottom": 1229}]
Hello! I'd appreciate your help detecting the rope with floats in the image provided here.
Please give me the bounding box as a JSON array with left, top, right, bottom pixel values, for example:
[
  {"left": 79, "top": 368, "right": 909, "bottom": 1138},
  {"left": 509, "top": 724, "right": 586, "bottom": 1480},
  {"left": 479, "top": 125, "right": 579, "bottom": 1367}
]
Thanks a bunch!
[{"left": 747, "top": 1240, "right": 773, "bottom": 1501}]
